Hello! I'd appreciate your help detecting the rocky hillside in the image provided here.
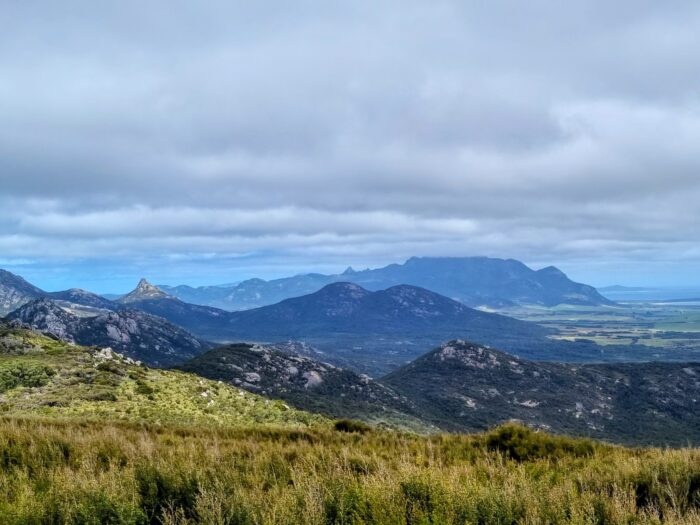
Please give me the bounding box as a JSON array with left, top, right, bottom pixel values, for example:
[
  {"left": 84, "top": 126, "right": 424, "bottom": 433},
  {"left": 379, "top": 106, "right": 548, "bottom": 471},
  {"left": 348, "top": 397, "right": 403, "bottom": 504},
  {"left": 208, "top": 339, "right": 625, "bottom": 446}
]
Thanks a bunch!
[
  {"left": 383, "top": 340, "right": 700, "bottom": 445},
  {"left": 179, "top": 343, "right": 429, "bottom": 431},
  {"left": 7, "top": 298, "right": 208, "bottom": 366},
  {"left": 0, "top": 320, "right": 323, "bottom": 428},
  {"left": 48, "top": 288, "right": 117, "bottom": 311},
  {"left": 161, "top": 256, "right": 613, "bottom": 310},
  {"left": 0, "top": 269, "right": 45, "bottom": 316}
]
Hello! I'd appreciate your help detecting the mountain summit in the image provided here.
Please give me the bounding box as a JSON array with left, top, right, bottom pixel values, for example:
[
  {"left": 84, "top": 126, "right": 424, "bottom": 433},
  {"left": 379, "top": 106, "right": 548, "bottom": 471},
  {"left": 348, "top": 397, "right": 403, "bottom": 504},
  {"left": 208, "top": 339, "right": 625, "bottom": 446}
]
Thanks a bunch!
[{"left": 119, "top": 278, "right": 173, "bottom": 303}]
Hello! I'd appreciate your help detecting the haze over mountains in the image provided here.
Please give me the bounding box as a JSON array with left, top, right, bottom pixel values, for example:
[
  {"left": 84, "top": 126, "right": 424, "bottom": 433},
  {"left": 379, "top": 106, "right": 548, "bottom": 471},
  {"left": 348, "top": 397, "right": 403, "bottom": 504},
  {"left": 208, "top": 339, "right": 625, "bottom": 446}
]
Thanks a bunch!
[
  {"left": 0, "top": 262, "right": 682, "bottom": 377},
  {"left": 159, "top": 257, "right": 613, "bottom": 310}
]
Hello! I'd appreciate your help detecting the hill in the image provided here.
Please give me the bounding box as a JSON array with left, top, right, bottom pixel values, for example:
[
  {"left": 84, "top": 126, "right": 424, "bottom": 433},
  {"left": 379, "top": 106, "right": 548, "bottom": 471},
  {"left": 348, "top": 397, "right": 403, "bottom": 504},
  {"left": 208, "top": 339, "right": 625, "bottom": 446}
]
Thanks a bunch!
[
  {"left": 0, "top": 320, "right": 323, "bottom": 428},
  {"left": 6, "top": 298, "right": 210, "bottom": 366},
  {"left": 383, "top": 340, "right": 700, "bottom": 445},
  {"left": 178, "top": 343, "right": 428, "bottom": 431},
  {"left": 161, "top": 256, "right": 614, "bottom": 310},
  {"left": 48, "top": 288, "right": 118, "bottom": 310},
  {"left": 0, "top": 269, "right": 45, "bottom": 316}
]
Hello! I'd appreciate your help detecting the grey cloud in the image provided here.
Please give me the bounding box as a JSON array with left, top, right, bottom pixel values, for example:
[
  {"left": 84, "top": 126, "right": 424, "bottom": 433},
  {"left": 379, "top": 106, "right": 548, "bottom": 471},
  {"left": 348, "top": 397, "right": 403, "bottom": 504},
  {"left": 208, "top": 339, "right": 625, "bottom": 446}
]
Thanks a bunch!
[{"left": 1, "top": 1, "right": 700, "bottom": 286}]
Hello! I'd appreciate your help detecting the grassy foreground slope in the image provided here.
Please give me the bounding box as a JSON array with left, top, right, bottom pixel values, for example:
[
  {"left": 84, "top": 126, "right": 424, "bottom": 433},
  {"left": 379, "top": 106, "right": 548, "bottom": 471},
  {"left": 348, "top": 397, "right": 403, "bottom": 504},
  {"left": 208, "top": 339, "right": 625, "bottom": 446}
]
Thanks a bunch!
[
  {"left": 0, "top": 419, "right": 699, "bottom": 524},
  {"left": 0, "top": 322, "right": 324, "bottom": 428}
]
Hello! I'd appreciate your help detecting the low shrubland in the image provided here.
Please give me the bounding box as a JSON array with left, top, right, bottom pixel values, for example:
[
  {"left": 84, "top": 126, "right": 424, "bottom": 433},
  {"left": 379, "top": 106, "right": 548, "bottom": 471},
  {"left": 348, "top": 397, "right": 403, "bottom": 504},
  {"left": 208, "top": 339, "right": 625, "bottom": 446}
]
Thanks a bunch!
[{"left": 0, "top": 418, "right": 698, "bottom": 524}]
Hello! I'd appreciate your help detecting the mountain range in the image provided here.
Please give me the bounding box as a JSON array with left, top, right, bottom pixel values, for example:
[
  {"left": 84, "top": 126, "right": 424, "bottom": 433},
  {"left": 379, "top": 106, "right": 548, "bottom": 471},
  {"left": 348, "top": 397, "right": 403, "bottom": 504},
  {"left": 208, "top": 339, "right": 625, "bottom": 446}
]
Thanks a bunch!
[
  {"left": 0, "top": 269, "right": 666, "bottom": 376},
  {"left": 159, "top": 256, "right": 614, "bottom": 310},
  {"left": 118, "top": 279, "right": 574, "bottom": 375},
  {"left": 2, "top": 264, "right": 700, "bottom": 445}
]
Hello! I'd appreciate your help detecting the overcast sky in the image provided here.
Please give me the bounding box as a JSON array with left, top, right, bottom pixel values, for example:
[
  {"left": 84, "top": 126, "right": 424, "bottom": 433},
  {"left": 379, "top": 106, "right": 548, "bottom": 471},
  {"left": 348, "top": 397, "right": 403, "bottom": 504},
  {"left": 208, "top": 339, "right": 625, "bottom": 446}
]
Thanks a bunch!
[{"left": 2, "top": 1, "right": 700, "bottom": 292}]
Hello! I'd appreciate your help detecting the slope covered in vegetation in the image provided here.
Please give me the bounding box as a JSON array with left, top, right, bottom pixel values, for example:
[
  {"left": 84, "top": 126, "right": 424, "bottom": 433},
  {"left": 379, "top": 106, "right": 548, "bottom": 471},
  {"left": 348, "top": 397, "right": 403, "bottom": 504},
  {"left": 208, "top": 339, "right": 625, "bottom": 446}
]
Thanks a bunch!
[
  {"left": 0, "top": 419, "right": 698, "bottom": 524},
  {"left": 0, "top": 321, "right": 324, "bottom": 428}
]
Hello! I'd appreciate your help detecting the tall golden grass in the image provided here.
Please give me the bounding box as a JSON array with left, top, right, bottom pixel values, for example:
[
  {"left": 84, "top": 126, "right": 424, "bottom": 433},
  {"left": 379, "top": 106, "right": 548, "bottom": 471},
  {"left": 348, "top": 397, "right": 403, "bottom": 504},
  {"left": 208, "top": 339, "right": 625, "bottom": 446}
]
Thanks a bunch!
[{"left": 1, "top": 417, "right": 699, "bottom": 524}]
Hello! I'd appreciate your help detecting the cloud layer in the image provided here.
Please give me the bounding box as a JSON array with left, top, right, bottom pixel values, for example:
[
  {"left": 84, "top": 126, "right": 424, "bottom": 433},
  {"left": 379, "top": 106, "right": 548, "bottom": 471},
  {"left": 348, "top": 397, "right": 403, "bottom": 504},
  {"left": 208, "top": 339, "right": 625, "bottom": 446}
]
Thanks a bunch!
[{"left": 2, "top": 1, "right": 700, "bottom": 290}]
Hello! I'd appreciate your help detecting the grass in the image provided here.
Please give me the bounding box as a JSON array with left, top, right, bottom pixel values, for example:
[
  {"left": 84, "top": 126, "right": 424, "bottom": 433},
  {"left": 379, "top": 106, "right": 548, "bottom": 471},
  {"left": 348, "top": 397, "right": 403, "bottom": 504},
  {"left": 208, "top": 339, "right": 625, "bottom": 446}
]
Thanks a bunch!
[{"left": 0, "top": 418, "right": 698, "bottom": 524}]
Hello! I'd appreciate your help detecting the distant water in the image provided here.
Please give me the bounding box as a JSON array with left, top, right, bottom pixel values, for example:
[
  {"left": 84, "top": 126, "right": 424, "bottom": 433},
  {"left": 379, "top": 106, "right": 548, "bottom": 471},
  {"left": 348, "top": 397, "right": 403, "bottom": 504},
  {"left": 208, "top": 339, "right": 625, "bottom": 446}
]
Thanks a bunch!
[{"left": 599, "top": 286, "right": 700, "bottom": 302}]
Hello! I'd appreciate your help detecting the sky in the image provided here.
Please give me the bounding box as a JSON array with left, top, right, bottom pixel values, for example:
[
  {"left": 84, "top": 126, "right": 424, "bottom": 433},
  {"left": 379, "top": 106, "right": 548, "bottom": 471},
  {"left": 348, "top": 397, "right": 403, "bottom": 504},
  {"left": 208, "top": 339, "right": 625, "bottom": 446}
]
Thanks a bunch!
[{"left": 1, "top": 1, "right": 700, "bottom": 293}]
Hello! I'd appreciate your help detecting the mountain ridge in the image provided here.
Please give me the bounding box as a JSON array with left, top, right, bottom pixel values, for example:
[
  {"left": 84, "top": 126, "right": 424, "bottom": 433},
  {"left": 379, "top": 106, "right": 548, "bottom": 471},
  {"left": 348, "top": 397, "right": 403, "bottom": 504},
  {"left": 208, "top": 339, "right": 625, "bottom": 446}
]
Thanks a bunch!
[{"left": 159, "top": 256, "right": 614, "bottom": 310}]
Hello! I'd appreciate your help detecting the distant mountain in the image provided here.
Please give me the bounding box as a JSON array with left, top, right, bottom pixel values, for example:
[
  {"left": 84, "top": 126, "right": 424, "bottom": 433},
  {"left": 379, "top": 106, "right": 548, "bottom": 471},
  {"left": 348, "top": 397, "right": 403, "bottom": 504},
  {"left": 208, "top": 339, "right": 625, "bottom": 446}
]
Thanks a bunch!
[
  {"left": 7, "top": 298, "right": 208, "bottom": 366},
  {"left": 115, "top": 278, "right": 230, "bottom": 337},
  {"left": 116, "top": 280, "right": 639, "bottom": 376},
  {"left": 48, "top": 288, "right": 118, "bottom": 311},
  {"left": 120, "top": 278, "right": 173, "bottom": 302},
  {"left": 0, "top": 269, "right": 45, "bottom": 316},
  {"left": 178, "top": 343, "right": 429, "bottom": 431},
  {"left": 215, "top": 282, "right": 571, "bottom": 376},
  {"left": 383, "top": 340, "right": 700, "bottom": 445},
  {"left": 161, "top": 257, "right": 614, "bottom": 310}
]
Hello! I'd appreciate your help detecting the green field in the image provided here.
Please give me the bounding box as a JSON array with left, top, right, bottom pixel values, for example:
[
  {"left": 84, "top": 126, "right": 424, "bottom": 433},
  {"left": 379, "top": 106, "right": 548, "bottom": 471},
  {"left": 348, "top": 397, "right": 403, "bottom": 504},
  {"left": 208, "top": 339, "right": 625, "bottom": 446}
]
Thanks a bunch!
[{"left": 500, "top": 302, "right": 700, "bottom": 358}]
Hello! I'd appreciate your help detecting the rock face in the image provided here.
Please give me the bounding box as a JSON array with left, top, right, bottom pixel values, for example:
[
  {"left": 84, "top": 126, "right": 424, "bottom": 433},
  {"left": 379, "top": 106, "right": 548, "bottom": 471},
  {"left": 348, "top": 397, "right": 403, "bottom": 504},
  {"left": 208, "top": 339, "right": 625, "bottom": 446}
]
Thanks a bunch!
[
  {"left": 7, "top": 298, "right": 207, "bottom": 366},
  {"left": 161, "top": 256, "right": 614, "bottom": 310},
  {"left": 383, "top": 340, "right": 700, "bottom": 445},
  {"left": 178, "top": 343, "right": 428, "bottom": 430},
  {"left": 0, "top": 269, "right": 45, "bottom": 316}
]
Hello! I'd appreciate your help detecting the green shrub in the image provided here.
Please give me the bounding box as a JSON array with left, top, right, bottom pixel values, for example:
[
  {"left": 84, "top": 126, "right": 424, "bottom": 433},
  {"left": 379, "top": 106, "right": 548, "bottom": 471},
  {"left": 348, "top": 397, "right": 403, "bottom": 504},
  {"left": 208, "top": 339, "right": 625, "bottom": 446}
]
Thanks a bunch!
[
  {"left": 135, "top": 381, "right": 155, "bottom": 396},
  {"left": 334, "top": 419, "right": 371, "bottom": 434},
  {"left": 135, "top": 464, "right": 200, "bottom": 524},
  {"left": 484, "top": 423, "right": 595, "bottom": 461},
  {"left": 0, "top": 361, "right": 55, "bottom": 393}
]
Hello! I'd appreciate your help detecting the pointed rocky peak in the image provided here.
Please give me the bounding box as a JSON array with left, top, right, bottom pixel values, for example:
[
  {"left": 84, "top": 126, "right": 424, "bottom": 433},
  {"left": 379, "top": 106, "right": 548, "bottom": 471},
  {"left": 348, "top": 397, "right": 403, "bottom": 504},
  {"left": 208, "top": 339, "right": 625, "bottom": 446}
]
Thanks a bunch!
[
  {"left": 342, "top": 266, "right": 356, "bottom": 275},
  {"left": 119, "top": 278, "right": 173, "bottom": 303}
]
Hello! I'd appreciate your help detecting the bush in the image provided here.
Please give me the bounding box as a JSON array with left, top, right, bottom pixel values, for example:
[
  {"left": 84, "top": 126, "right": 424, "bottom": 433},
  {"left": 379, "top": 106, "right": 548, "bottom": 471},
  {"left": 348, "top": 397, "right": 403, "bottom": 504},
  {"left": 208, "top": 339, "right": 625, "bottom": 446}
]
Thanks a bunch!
[
  {"left": 0, "top": 361, "right": 55, "bottom": 393},
  {"left": 334, "top": 419, "right": 371, "bottom": 434},
  {"left": 135, "top": 465, "right": 200, "bottom": 524},
  {"left": 484, "top": 423, "right": 595, "bottom": 461}
]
